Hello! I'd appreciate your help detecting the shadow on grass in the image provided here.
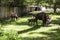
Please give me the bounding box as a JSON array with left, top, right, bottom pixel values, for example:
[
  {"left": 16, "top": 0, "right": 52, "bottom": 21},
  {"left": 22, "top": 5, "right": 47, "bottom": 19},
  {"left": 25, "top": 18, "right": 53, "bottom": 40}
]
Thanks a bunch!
[
  {"left": 46, "top": 12, "right": 60, "bottom": 15},
  {"left": 0, "top": 19, "right": 11, "bottom": 25},
  {"left": 18, "top": 25, "right": 42, "bottom": 34},
  {"left": 40, "top": 28, "right": 60, "bottom": 40},
  {"left": 20, "top": 28, "right": 60, "bottom": 40},
  {"left": 15, "top": 21, "right": 28, "bottom": 25},
  {"left": 51, "top": 18, "right": 60, "bottom": 25},
  {"left": 0, "top": 19, "right": 28, "bottom": 26},
  {"left": 21, "top": 37, "right": 49, "bottom": 40},
  {"left": 0, "top": 19, "right": 43, "bottom": 34}
]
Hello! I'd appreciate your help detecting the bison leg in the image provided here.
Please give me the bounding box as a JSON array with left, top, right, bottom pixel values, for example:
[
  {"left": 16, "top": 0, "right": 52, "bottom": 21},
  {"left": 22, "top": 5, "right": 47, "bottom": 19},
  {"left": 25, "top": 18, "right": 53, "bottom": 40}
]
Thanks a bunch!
[
  {"left": 35, "top": 20, "right": 38, "bottom": 26},
  {"left": 42, "top": 20, "right": 46, "bottom": 26}
]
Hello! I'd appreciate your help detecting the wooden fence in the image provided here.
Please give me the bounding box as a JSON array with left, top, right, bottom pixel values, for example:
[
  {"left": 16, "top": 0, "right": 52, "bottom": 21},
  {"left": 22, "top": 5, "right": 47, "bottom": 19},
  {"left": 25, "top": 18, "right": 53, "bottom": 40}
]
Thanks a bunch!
[{"left": 0, "top": 5, "right": 41, "bottom": 19}]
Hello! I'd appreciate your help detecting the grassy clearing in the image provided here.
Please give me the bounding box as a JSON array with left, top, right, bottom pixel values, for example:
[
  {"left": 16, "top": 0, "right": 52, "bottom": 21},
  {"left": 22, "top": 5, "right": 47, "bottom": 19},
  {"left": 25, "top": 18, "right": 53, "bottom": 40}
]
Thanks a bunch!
[{"left": 0, "top": 14, "right": 60, "bottom": 40}]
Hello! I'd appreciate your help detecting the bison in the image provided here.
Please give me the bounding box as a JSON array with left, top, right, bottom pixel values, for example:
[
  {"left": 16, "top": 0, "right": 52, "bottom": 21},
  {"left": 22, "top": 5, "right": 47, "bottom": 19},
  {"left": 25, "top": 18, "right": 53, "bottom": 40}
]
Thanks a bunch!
[
  {"left": 10, "top": 12, "right": 18, "bottom": 21},
  {"left": 28, "top": 18, "right": 37, "bottom": 25},
  {"left": 35, "top": 12, "right": 51, "bottom": 26}
]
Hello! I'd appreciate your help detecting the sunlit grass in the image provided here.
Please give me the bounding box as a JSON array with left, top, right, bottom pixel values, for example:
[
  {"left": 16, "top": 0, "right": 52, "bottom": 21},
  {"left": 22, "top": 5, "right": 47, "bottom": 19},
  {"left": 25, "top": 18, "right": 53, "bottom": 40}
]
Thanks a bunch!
[
  {"left": 0, "top": 14, "right": 60, "bottom": 40},
  {"left": 51, "top": 15, "right": 60, "bottom": 20},
  {"left": 19, "top": 33, "right": 47, "bottom": 38},
  {"left": 30, "top": 11, "right": 42, "bottom": 14},
  {"left": 18, "top": 25, "right": 60, "bottom": 37},
  {"left": 2, "top": 25, "right": 32, "bottom": 32}
]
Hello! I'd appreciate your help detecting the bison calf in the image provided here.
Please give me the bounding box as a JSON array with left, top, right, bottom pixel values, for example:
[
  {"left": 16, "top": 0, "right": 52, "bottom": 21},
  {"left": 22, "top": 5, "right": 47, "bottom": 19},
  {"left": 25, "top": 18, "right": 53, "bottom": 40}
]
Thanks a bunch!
[{"left": 28, "top": 18, "right": 37, "bottom": 25}]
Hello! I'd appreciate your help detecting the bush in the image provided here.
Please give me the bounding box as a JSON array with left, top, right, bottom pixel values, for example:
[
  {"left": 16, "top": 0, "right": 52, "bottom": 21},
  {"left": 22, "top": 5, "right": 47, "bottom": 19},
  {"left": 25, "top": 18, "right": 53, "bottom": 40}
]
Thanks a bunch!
[{"left": 0, "top": 30, "right": 22, "bottom": 40}]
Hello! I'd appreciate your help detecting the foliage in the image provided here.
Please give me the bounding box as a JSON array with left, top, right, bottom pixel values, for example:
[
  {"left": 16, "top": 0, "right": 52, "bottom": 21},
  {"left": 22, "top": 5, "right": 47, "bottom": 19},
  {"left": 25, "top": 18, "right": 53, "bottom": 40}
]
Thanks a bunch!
[
  {"left": 0, "top": 30, "right": 22, "bottom": 40},
  {"left": 0, "top": 12, "right": 60, "bottom": 40}
]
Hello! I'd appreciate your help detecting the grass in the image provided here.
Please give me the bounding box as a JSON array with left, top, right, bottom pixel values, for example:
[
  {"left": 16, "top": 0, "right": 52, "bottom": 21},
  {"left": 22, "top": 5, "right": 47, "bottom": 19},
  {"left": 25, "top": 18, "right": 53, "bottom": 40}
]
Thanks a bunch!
[{"left": 0, "top": 14, "right": 60, "bottom": 40}]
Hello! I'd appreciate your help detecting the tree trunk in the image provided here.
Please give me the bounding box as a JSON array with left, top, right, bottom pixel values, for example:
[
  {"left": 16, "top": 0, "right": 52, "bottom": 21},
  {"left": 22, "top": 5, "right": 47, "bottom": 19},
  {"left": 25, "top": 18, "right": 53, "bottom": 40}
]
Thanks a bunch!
[
  {"left": 54, "top": 3, "right": 56, "bottom": 13},
  {"left": 18, "top": 7, "right": 25, "bottom": 17}
]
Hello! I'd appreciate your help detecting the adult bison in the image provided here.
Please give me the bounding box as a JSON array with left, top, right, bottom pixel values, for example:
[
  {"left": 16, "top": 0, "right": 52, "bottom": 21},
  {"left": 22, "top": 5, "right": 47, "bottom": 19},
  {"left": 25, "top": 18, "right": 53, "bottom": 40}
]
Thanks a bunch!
[{"left": 35, "top": 12, "right": 51, "bottom": 26}]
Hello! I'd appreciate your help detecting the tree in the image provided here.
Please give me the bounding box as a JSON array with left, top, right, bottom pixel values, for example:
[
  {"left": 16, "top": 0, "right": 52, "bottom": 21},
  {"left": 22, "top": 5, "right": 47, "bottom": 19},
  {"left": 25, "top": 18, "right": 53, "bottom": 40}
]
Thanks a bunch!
[
  {"left": 45, "top": 0, "right": 60, "bottom": 13},
  {"left": 53, "top": 0, "right": 60, "bottom": 13},
  {"left": 14, "top": 0, "right": 27, "bottom": 17},
  {"left": 38, "top": 0, "right": 60, "bottom": 13}
]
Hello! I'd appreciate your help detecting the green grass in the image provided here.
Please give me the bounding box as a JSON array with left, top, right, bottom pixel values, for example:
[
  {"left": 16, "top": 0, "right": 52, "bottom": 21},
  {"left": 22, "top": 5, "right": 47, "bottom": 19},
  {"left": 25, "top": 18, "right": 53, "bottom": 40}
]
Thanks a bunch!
[{"left": 0, "top": 14, "right": 60, "bottom": 40}]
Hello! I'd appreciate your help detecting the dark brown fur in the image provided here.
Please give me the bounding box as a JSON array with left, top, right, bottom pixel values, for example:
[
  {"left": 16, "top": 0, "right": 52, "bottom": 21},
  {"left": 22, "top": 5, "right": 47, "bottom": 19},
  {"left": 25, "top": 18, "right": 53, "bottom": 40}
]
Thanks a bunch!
[
  {"left": 35, "top": 12, "right": 51, "bottom": 26},
  {"left": 28, "top": 18, "right": 37, "bottom": 24}
]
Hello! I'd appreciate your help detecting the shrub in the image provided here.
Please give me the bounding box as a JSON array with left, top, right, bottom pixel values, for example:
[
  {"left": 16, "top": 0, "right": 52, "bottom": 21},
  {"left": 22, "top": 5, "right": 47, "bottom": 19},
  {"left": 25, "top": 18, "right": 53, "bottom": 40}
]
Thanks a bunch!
[{"left": 0, "top": 30, "right": 22, "bottom": 40}]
